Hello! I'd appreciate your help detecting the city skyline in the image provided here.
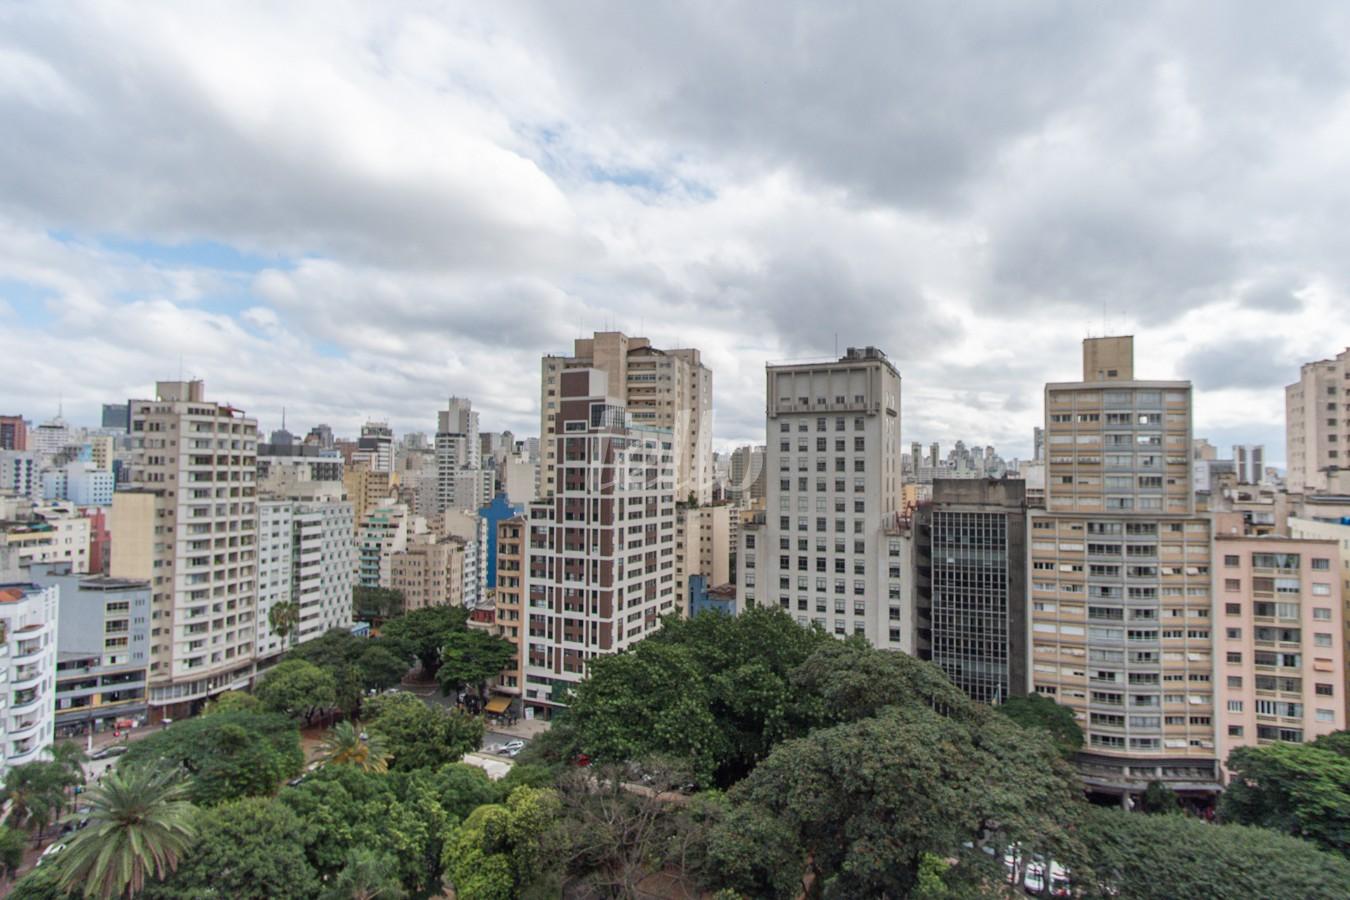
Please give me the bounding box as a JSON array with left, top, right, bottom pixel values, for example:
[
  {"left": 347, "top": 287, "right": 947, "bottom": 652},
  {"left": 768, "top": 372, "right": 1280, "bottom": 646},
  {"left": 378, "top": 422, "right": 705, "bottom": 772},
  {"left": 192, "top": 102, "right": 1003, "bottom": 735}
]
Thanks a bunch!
[{"left": 6, "top": 4, "right": 1350, "bottom": 462}]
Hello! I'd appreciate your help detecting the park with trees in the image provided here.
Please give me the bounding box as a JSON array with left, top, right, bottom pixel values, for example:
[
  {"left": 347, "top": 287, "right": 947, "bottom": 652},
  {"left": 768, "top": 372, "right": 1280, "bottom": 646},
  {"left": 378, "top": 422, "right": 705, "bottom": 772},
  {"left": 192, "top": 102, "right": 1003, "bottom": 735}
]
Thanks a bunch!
[{"left": 3, "top": 606, "right": 1347, "bottom": 898}]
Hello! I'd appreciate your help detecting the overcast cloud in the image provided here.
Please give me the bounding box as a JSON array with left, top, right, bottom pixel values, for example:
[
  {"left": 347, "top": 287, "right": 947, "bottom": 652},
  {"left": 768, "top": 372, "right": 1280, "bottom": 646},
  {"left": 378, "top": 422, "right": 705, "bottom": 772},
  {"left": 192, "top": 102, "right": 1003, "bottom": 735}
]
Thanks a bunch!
[{"left": 3, "top": 1, "right": 1349, "bottom": 465}]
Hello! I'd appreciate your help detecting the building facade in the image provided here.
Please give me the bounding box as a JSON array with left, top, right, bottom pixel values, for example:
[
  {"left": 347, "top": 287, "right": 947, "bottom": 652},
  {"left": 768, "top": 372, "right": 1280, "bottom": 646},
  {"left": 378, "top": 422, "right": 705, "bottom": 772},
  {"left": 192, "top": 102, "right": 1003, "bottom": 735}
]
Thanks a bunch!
[
  {"left": 388, "top": 537, "right": 465, "bottom": 611},
  {"left": 1285, "top": 347, "right": 1350, "bottom": 493},
  {"left": 673, "top": 503, "right": 730, "bottom": 614},
  {"left": 521, "top": 368, "right": 676, "bottom": 717},
  {"left": 0, "top": 581, "right": 58, "bottom": 772},
  {"left": 1030, "top": 337, "right": 1217, "bottom": 797},
  {"left": 30, "top": 564, "right": 149, "bottom": 738},
  {"left": 540, "top": 332, "right": 713, "bottom": 503},
  {"left": 735, "top": 347, "right": 908, "bottom": 650},
  {"left": 1213, "top": 532, "right": 1346, "bottom": 774},
  {"left": 914, "top": 478, "right": 1028, "bottom": 704},
  {"left": 110, "top": 380, "right": 260, "bottom": 720}
]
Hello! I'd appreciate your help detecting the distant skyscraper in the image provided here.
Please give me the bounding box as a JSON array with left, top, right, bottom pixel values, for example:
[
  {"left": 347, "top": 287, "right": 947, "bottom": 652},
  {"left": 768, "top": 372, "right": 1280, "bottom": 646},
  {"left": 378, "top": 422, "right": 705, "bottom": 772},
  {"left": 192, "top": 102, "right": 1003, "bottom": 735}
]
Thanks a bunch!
[
  {"left": 1232, "top": 444, "right": 1265, "bottom": 485},
  {"left": 0, "top": 416, "right": 26, "bottom": 451},
  {"left": 1033, "top": 426, "right": 1045, "bottom": 462},
  {"left": 356, "top": 421, "right": 394, "bottom": 473},
  {"left": 101, "top": 403, "right": 129, "bottom": 431},
  {"left": 1285, "top": 347, "right": 1350, "bottom": 492}
]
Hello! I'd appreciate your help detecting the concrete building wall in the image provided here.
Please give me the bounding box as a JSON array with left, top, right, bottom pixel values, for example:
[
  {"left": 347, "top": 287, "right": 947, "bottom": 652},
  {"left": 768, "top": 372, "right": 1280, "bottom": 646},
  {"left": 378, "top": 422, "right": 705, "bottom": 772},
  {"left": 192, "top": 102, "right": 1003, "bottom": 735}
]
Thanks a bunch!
[
  {"left": 735, "top": 347, "right": 906, "bottom": 650},
  {"left": 1213, "top": 534, "right": 1347, "bottom": 776},
  {"left": 1285, "top": 347, "right": 1350, "bottom": 493},
  {"left": 0, "top": 581, "right": 59, "bottom": 772}
]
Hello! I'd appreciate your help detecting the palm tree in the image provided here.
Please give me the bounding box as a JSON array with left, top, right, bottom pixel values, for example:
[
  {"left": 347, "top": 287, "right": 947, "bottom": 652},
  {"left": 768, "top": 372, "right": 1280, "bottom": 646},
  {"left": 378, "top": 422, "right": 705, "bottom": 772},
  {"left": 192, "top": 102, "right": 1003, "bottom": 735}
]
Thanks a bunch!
[
  {"left": 316, "top": 721, "right": 390, "bottom": 773},
  {"left": 268, "top": 600, "right": 302, "bottom": 647},
  {"left": 0, "top": 825, "right": 25, "bottom": 883},
  {"left": 321, "top": 848, "right": 406, "bottom": 900},
  {"left": 3, "top": 760, "right": 73, "bottom": 844},
  {"left": 51, "top": 764, "right": 197, "bottom": 899}
]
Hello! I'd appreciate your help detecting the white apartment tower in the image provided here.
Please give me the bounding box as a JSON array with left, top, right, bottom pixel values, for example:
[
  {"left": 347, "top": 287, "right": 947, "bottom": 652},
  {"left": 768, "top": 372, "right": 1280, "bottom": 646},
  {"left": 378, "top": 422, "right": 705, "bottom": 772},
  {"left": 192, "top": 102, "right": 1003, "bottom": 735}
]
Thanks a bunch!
[
  {"left": 1030, "top": 337, "right": 1218, "bottom": 798},
  {"left": 540, "top": 332, "right": 713, "bottom": 503},
  {"left": 735, "top": 348, "right": 907, "bottom": 649},
  {"left": 110, "top": 381, "right": 259, "bottom": 721},
  {"left": 521, "top": 368, "right": 676, "bottom": 717},
  {"left": 1285, "top": 347, "right": 1350, "bottom": 493},
  {"left": 0, "top": 581, "right": 58, "bottom": 773}
]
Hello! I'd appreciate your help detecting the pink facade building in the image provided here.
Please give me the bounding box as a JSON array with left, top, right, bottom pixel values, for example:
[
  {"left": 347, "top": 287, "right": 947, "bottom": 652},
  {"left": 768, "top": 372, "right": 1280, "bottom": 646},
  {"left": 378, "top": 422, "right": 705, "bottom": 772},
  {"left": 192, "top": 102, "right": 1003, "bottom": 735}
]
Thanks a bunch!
[{"left": 1214, "top": 526, "right": 1346, "bottom": 777}]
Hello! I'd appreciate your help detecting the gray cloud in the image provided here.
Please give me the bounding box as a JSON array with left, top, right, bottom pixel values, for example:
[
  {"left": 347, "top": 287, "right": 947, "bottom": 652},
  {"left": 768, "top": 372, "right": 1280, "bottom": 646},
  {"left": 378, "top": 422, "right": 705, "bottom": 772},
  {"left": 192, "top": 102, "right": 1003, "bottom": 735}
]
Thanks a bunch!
[{"left": 1179, "top": 338, "right": 1299, "bottom": 391}]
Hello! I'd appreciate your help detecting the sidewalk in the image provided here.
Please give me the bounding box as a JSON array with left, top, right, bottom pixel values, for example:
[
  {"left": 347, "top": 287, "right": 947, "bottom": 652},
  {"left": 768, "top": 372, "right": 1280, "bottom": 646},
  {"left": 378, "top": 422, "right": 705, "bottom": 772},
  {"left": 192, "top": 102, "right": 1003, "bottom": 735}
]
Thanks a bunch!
[{"left": 489, "top": 718, "right": 550, "bottom": 740}]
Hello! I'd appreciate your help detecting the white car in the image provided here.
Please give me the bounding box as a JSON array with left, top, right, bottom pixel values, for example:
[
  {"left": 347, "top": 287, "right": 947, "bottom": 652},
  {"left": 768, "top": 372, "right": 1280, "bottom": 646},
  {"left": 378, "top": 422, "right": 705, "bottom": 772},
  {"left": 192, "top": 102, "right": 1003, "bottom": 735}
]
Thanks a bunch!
[
  {"left": 1024, "top": 860, "right": 1046, "bottom": 894},
  {"left": 38, "top": 841, "right": 66, "bottom": 866},
  {"left": 497, "top": 739, "right": 526, "bottom": 756}
]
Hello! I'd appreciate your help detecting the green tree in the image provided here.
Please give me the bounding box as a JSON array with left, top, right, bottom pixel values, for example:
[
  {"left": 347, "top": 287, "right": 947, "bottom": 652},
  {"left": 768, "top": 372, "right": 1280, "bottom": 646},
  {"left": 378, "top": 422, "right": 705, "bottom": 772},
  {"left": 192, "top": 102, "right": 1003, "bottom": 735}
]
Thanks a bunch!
[
  {"left": 426, "top": 763, "right": 501, "bottom": 824},
  {"left": 3, "top": 761, "right": 77, "bottom": 844},
  {"left": 1139, "top": 780, "right": 1178, "bottom": 815},
  {"left": 998, "top": 692, "right": 1085, "bottom": 760},
  {"left": 363, "top": 693, "right": 482, "bottom": 772},
  {"left": 255, "top": 659, "right": 337, "bottom": 725},
  {"left": 441, "top": 786, "right": 561, "bottom": 900},
  {"left": 690, "top": 796, "right": 803, "bottom": 900},
  {"left": 143, "top": 797, "right": 318, "bottom": 900},
  {"left": 1219, "top": 731, "right": 1350, "bottom": 855},
  {"left": 436, "top": 629, "right": 516, "bottom": 705},
  {"left": 1072, "top": 806, "right": 1350, "bottom": 899},
  {"left": 724, "top": 703, "right": 1080, "bottom": 898},
  {"left": 379, "top": 605, "right": 468, "bottom": 678},
  {"left": 7, "top": 864, "right": 66, "bottom": 900},
  {"left": 279, "top": 765, "right": 446, "bottom": 894},
  {"left": 46, "top": 742, "right": 88, "bottom": 790},
  {"left": 51, "top": 765, "right": 197, "bottom": 900},
  {"left": 358, "top": 644, "right": 409, "bottom": 692},
  {"left": 321, "top": 848, "right": 407, "bottom": 900},
  {"left": 121, "top": 711, "right": 303, "bottom": 806},
  {"left": 200, "top": 690, "right": 259, "bottom": 716},
  {"left": 267, "top": 600, "right": 302, "bottom": 647},
  {"left": 353, "top": 586, "right": 405, "bottom": 622},
  {"left": 0, "top": 824, "right": 26, "bottom": 882},
  {"left": 317, "top": 722, "right": 390, "bottom": 774},
  {"left": 563, "top": 607, "right": 827, "bottom": 787}
]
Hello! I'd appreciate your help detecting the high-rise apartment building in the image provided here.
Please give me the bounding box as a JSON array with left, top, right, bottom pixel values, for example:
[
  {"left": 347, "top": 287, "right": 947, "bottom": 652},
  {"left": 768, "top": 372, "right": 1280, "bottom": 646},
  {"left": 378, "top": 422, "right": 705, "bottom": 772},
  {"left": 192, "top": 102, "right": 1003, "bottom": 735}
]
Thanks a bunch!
[
  {"left": 493, "top": 515, "right": 525, "bottom": 700},
  {"left": 521, "top": 368, "right": 676, "bottom": 717},
  {"left": 0, "top": 451, "right": 40, "bottom": 500},
  {"left": 0, "top": 580, "right": 58, "bottom": 772},
  {"left": 673, "top": 503, "right": 731, "bottom": 613},
  {"left": 0, "top": 416, "right": 27, "bottom": 451},
  {"left": 110, "top": 380, "right": 259, "bottom": 720},
  {"left": 1285, "top": 347, "right": 1350, "bottom": 493},
  {"left": 539, "top": 332, "right": 712, "bottom": 503},
  {"left": 1213, "top": 529, "right": 1346, "bottom": 774},
  {"left": 3, "top": 504, "right": 92, "bottom": 573},
  {"left": 356, "top": 421, "right": 394, "bottom": 474},
  {"left": 1030, "top": 337, "right": 1217, "bottom": 798},
  {"left": 437, "top": 397, "right": 480, "bottom": 469},
  {"left": 914, "top": 478, "right": 1028, "bottom": 704},
  {"left": 735, "top": 347, "right": 907, "bottom": 649},
  {"left": 388, "top": 536, "right": 464, "bottom": 611},
  {"left": 1232, "top": 444, "right": 1265, "bottom": 485},
  {"left": 728, "top": 445, "right": 766, "bottom": 504}
]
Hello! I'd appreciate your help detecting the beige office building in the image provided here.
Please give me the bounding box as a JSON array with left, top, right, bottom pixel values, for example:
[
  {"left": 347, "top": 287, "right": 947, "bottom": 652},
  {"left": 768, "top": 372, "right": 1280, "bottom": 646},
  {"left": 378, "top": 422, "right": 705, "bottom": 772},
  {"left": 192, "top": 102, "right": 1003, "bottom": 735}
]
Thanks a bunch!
[
  {"left": 110, "top": 380, "right": 259, "bottom": 720},
  {"left": 388, "top": 536, "right": 465, "bottom": 611},
  {"left": 673, "top": 503, "right": 731, "bottom": 613},
  {"left": 1030, "top": 337, "right": 1218, "bottom": 798},
  {"left": 540, "top": 332, "right": 712, "bottom": 503},
  {"left": 1285, "top": 347, "right": 1350, "bottom": 493}
]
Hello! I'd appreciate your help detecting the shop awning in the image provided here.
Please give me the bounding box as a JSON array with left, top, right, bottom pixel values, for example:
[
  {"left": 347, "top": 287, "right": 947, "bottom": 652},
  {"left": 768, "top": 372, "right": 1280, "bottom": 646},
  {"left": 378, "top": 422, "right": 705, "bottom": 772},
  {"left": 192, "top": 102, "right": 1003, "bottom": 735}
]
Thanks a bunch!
[{"left": 484, "top": 696, "right": 512, "bottom": 714}]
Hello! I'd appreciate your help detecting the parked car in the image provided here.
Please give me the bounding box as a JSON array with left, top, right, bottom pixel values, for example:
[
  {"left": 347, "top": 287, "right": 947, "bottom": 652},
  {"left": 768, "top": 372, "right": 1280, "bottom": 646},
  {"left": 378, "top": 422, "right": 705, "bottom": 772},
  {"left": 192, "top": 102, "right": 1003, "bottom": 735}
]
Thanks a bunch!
[
  {"left": 501, "top": 739, "right": 525, "bottom": 753},
  {"left": 89, "top": 745, "right": 129, "bottom": 761},
  {"left": 37, "top": 841, "right": 66, "bottom": 866}
]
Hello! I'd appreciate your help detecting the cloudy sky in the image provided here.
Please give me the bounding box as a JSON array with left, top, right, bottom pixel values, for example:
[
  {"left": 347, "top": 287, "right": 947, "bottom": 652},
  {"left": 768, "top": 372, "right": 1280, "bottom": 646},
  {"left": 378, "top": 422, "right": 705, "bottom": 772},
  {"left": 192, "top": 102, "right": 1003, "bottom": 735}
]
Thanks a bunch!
[{"left": 3, "top": 2, "right": 1349, "bottom": 464}]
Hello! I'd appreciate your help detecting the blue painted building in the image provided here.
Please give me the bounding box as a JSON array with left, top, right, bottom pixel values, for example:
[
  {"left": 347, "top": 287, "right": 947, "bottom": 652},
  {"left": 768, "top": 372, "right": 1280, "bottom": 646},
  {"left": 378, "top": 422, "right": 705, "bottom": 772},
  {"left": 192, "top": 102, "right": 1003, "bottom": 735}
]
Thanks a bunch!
[
  {"left": 478, "top": 493, "right": 525, "bottom": 588},
  {"left": 689, "top": 573, "right": 737, "bottom": 617}
]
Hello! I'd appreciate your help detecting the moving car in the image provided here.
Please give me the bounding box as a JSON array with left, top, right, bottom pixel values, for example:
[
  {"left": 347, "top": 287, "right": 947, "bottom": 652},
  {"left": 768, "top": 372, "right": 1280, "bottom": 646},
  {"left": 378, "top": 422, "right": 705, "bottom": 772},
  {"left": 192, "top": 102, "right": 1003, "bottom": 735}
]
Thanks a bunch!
[
  {"left": 89, "top": 745, "right": 128, "bottom": 760},
  {"left": 497, "top": 739, "right": 526, "bottom": 756}
]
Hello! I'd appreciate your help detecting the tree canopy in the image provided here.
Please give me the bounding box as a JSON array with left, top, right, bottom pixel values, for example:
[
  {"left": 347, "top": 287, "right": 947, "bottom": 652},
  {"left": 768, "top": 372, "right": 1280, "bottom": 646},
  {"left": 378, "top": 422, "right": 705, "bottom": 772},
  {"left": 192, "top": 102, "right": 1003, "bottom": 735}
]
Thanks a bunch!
[
  {"left": 997, "top": 691, "right": 1085, "bottom": 759},
  {"left": 436, "top": 629, "right": 516, "bottom": 703},
  {"left": 353, "top": 586, "right": 405, "bottom": 622},
  {"left": 255, "top": 659, "right": 337, "bottom": 724},
  {"left": 1071, "top": 806, "right": 1350, "bottom": 899},
  {"left": 441, "top": 786, "right": 561, "bottom": 900},
  {"left": 363, "top": 692, "right": 483, "bottom": 772},
  {"left": 121, "top": 710, "right": 303, "bottom": 805},
  {"left": 379, "top": 605, "right": 469, "bottom": 677},
  {"left": 1219, "top": 729, "right": 1350, "bottom": 856}
]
